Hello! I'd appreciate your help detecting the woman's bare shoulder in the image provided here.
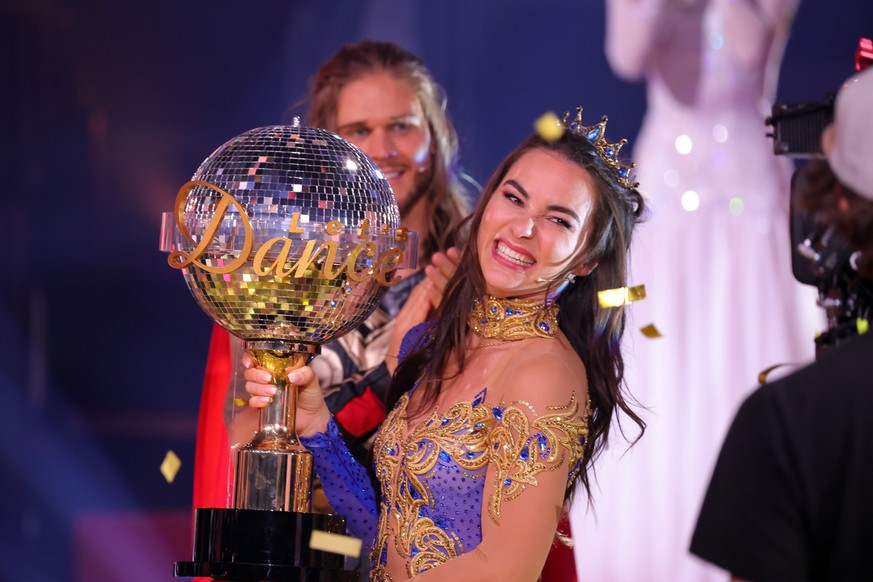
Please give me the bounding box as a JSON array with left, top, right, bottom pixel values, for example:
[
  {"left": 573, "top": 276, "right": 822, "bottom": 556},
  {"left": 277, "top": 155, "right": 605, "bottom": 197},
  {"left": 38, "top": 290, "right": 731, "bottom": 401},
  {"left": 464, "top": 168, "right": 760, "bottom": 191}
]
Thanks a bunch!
[{"left": 495, "top": 338, "right": 587, "bottom": 408}]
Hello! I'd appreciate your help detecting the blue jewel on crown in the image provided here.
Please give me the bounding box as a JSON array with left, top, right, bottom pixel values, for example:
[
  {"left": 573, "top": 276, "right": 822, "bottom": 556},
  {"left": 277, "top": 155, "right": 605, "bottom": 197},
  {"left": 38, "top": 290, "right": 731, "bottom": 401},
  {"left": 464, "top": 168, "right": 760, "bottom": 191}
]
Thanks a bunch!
[{"left": 561, "top": 106, "right": 638, "bottom": 190}]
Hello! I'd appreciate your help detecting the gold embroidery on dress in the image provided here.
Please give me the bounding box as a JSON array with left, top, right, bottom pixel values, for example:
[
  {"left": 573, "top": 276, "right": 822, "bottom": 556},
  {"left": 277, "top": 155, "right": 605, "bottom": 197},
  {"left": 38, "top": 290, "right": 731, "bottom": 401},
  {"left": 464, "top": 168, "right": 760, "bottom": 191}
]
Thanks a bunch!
[
  {"left": 368, "top": 566, "right": 394, "bottom": 582},
  {"left": 488, "top": 393, "right": 588, "bottom": 523},
  {"left": 372, "top": 391, "right": 492, "bottom": 577},
  {"left": 370, "top": 389, "right": 588, "bottom": 577}
]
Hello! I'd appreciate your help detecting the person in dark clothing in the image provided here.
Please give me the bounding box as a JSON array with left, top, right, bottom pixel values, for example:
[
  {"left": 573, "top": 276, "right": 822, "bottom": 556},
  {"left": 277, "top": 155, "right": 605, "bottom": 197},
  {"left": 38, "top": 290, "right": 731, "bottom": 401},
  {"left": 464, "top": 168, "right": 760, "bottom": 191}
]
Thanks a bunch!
[{"left": 691, "top": 66, "right": 873, "bottom": 582}]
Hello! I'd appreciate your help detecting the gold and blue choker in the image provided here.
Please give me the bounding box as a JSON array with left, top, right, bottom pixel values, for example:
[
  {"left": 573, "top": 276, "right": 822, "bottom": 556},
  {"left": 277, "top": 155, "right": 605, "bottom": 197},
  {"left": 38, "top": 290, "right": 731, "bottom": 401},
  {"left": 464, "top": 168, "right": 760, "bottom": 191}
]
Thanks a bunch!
[{"left": 468, "top": 296, "right": 559, "bottom": 341}]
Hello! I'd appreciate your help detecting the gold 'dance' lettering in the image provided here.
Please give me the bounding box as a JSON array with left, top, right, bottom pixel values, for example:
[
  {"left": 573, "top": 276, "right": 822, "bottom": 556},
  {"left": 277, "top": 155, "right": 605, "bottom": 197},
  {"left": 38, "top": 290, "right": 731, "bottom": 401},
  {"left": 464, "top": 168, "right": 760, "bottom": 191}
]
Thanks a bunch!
[
  {"left": 357, "top": 219, "right": 370, "bottom": 239},
  {"left": 169, "top": 180, "right": 405, "bottom": 286},
  {"left": 325, "top": 220, "right": 343, "bottom": 235},
  {"left": 252, "top": 237, "right": 295, "bottom": 277},
  {"left": 288, "top": 213, "right": 305, "bottom": 234},
  {"left": 374, "top": 248, "right": 404, "bottom": 286},
  {"left": 168, "top": 180, "right": 253, "bottom": 275}
]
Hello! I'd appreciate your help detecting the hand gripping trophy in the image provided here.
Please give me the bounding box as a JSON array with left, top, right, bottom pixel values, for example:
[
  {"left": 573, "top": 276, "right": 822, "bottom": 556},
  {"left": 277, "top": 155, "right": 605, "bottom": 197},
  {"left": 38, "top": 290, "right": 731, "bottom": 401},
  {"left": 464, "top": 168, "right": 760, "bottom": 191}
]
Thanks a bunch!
[{"left": 161, "top": 120, "right": 416, "bottom": 581}]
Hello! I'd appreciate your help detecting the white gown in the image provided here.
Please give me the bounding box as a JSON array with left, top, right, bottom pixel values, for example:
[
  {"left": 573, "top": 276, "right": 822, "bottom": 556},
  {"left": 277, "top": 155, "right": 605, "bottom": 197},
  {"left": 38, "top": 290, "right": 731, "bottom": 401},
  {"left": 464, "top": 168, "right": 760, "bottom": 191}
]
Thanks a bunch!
[{"left": 571, "top": 0, "right": 823, "bottom": 580}]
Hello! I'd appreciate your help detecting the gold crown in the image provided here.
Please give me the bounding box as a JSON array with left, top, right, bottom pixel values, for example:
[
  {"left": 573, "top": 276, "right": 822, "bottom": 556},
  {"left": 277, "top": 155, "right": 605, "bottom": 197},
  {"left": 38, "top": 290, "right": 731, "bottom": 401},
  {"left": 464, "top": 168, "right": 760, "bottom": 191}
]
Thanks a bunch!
[{"left": 562, "top": 106, "right": 638, "bottom": 189}]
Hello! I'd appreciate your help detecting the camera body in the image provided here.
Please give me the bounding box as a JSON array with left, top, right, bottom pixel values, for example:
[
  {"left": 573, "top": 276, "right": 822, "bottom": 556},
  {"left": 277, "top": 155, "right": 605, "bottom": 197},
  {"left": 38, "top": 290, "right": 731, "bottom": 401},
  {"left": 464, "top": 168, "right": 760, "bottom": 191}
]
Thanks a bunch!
[
  {"left": 765, "top": 38, "right": 872, "bottom": 353},
  {"left": 767, "top": 94, "right": 835, "bottom": 159}
]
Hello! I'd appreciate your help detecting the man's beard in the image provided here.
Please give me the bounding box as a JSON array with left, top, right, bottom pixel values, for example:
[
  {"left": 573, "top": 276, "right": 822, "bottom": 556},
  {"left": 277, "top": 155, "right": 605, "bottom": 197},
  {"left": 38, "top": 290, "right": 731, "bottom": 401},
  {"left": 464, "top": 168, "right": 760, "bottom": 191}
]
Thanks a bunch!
[{"left": 398, "top": 176, "right": 431, "bottom": 216}]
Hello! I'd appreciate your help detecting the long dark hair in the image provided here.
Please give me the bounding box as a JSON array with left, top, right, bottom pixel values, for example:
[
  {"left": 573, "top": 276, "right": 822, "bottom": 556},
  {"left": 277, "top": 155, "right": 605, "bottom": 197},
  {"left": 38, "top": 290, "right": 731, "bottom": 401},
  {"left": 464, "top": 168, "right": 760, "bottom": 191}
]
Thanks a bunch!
[
  {"left": 388, "top": 129, "right": 647, "bottom": 500},
  {"left": 798, "top": 159, "right": 873, "bottom": 279},
  {"left": 306, "top": 39, "right": 471, "bottom": 259}
]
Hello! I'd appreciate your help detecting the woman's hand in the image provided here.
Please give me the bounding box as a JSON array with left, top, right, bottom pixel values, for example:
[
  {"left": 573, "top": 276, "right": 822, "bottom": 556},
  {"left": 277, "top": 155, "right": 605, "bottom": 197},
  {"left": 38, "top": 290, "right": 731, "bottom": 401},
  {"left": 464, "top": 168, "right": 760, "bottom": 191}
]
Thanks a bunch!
[
  {"left": 386, "top": 247, "right": 461, "bottom": 374},
  {"left": 242, "top": 353, "right": 331, "bottom": 437}
]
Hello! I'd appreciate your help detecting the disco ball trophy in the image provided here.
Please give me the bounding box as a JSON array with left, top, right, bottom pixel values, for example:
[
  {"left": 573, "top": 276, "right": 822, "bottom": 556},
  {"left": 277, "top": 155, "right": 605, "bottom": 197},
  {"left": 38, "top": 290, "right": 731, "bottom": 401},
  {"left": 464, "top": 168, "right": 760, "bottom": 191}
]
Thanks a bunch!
[{"left": 161, "top": 120, "right": 416, "bottom": 581}]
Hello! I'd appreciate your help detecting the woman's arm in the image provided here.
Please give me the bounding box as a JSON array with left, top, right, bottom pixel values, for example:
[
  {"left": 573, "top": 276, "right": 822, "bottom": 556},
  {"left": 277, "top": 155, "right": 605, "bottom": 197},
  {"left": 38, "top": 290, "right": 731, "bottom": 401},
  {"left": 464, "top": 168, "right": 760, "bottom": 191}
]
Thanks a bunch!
[
  {"left": 605, "top": 0, "right": 668, "bottom": 81},
  {"left": 717, "top": 0, "right": 798, "bottom": 96},
  {"left": 413, "top": 354, "right": 588, "bottom": 581},
  {"left": 299, "top": 416, "right": 380, "bottom": 545}
]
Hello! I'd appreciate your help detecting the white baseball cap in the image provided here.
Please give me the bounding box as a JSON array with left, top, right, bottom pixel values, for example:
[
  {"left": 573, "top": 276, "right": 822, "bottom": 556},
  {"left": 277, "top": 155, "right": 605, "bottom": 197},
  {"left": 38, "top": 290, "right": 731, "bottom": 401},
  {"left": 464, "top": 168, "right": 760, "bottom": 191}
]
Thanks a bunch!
[{"left": 827, "top": 66, "right": 873, "bottom": 200}]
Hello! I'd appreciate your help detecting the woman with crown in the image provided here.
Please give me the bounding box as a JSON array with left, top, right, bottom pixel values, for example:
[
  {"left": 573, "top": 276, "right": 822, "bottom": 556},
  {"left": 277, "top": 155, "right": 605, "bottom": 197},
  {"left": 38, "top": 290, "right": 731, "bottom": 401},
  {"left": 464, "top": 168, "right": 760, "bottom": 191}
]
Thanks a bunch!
[{"left": 243, "top": 109, "right": 646, "bottom": 580}]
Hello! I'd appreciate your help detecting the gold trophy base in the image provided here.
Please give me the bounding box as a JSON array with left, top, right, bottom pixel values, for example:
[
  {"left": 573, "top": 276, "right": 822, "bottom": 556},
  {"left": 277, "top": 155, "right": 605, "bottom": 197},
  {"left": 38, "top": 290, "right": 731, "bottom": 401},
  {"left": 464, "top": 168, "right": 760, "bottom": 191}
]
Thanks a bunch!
[
  {"left": 234, "top": 443, "right": 313, "bottom": 512},
  {"left": 174, "top": 508, "right": 359, "bottom": 581},
  {"left": 174, "top": 340, "right": 359, "bottom": 580}
]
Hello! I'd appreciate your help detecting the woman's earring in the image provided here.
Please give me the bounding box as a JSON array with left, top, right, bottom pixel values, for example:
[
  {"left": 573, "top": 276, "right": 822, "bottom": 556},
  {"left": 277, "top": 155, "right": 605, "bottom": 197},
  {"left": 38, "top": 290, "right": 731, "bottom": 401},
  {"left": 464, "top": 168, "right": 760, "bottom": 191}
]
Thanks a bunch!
[{"left": 547, "top": 273, "right": 577, "bottom": 300}]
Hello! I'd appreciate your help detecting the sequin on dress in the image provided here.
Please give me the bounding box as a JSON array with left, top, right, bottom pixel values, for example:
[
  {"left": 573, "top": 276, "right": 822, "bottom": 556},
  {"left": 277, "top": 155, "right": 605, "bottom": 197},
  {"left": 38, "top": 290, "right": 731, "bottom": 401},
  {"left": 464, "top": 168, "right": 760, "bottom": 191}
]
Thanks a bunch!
[{"left": 302, "top": 385, "right": 587, "bottom": 580}]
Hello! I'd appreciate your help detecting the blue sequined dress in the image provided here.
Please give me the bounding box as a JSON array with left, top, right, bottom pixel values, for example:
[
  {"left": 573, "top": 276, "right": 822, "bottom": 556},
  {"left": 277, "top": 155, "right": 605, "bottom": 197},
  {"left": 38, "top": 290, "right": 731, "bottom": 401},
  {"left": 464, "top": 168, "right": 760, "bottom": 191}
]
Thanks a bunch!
[{"left": 300, "top": 325, "right": 588, "bottom": 580}]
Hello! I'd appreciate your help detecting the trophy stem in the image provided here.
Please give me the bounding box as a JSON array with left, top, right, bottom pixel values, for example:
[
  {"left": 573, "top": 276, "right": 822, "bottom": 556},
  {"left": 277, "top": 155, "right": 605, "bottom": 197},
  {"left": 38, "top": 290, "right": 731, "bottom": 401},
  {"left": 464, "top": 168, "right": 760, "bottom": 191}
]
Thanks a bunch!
[{"left": 233, "top": 340, "right": 320, "bottom": 512}]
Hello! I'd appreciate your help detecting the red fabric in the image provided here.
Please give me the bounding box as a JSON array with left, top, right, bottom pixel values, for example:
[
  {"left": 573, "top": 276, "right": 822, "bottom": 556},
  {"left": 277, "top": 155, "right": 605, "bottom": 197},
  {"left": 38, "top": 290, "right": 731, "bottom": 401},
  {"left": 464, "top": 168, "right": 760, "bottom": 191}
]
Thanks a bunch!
[
  {"left": 192, "top": 323, "right": 233, "bottom": 510},
  {"left": 541, "top": 515, "right": 579, "bottom": 582},
  {"left": 334, "top": 385, "right": 387, "bottom": 438}
]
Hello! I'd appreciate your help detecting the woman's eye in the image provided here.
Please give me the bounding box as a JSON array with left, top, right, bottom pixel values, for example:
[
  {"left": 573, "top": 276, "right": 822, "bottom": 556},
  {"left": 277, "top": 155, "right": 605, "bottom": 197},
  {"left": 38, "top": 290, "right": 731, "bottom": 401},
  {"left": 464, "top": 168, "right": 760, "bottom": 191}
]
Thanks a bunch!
[
  {"left": 549, "top": 217, "right": 573, "bottom": 229},
  {"left": 503, "top": 192, "right": 523, "bottom": 206},
  {"left": 390, "top": 122, "right": 411, "bottom": 132}
]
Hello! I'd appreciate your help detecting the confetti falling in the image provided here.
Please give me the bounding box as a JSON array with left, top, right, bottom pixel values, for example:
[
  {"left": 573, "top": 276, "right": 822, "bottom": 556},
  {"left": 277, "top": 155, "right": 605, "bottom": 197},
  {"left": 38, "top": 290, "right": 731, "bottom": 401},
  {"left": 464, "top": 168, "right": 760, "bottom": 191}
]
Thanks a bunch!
[
  {"left": 640, "top": 323, "right": 662, "bottom": 338},
  {"left": 597, "top": 284, "right": 646, "bottom": 308},
  {"left": 534, "top": 111, "right": 564, "bottom": 142},
  {"left": 309, "top": 529, "right": 362, "bottom": 557},
  {"left": 161, "top": 450, "right": 181, "bottom": 483},
  {"left": 232, "top": 398, "right": 248, "bottom": 407},
  {"left": 857, "top": 318, "right": 869, "bottom": 335},
  {"left": 756, "top": 363, "right": 801, "bottom": 385}
]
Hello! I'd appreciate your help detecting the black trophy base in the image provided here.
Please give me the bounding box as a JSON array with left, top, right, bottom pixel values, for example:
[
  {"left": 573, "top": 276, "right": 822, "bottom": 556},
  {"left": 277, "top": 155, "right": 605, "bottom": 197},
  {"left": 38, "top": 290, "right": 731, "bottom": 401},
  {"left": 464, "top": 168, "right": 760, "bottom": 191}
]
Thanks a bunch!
[{"left": 174, "top": 508, "right": 360, "bottom": 581}]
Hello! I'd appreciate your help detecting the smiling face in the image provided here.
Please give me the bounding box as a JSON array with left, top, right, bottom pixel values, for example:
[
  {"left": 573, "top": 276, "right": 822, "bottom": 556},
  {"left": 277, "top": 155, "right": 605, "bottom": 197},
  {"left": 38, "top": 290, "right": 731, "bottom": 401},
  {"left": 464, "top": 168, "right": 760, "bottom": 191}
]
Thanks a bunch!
[
  {"left": 334, "top": 72, "right": 433, "bottom": 214},
  {"left": 476, "top": 149, "right": 597, "bottom": 299}
]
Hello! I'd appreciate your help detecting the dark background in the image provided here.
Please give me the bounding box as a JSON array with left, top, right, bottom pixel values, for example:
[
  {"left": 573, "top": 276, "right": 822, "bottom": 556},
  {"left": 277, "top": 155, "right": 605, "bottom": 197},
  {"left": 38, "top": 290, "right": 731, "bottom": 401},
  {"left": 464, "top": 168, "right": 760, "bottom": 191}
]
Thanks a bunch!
[{"left": 1, "top": 1, "right": 869, "bottom": 579}]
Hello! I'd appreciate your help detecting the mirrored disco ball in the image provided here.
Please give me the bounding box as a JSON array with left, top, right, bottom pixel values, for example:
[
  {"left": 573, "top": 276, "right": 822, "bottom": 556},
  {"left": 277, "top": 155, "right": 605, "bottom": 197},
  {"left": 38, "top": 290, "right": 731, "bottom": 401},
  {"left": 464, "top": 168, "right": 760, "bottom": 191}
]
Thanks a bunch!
[{"left": 171, "top": 123, "right": 402, "bottom": 345}]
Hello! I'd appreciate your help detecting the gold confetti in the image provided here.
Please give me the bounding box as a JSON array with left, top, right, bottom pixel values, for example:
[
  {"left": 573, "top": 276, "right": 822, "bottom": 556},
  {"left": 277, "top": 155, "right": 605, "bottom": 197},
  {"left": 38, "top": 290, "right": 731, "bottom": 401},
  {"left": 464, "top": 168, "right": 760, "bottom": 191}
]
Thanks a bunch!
[
  {"left": 640, "top": 323, "right": 661, "bottom": 338},
  {"left": 232, "top": 398, "right": 248, "bottom": 407},
  {"left": 857, "top": 318, "right": 869, "bottom": 335},
  {"left": 757, "top": 363, "right": 801, "bottom": 385},
  {"left": 597, "top": 284, "right": 646, "bottom": 308},
  {"left": 309, "top": 530, "right": 362, "bottom": 558},
  {"left": 535, "top": 111, "right": 564, "bottom": 142},
  {"left": 161, "top": 450, "right": 181, "bottom": 483}
]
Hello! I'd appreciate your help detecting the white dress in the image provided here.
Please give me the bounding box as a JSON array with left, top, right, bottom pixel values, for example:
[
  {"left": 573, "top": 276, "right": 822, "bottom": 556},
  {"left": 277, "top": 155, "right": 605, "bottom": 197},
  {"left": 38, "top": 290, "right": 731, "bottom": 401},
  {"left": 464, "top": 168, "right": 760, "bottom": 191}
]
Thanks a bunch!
[{"left": 571, "top": 0, "right": 823, "bottom": 580}]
